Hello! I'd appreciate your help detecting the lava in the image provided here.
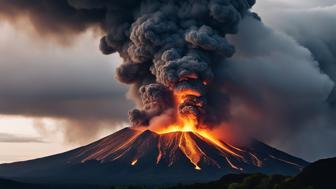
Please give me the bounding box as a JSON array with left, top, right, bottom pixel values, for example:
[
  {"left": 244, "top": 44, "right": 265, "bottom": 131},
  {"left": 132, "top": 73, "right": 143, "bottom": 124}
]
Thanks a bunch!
[
  {"left": 155, "top": 121, "right": 245, "bottom": 170},
  {"left": 178, "top": 132, "right": 204, "bottom": 170},
  {"left": 152, "top": 89, "right": 246, "bottom": 170},
  {"left": 76, "top": 90, "right": 262, "bottom": 171},
  {"left": 69, "top": 125, "right": 306, "bottom": 174},
  {"left": 131, "top": 160, "right": 138, "bottom": 166}
]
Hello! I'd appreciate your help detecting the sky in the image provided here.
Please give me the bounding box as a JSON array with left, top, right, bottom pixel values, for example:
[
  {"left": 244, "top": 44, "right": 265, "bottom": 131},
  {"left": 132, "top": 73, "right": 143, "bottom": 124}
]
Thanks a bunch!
[
  {"left": 0, "top": 0, "right": 336, "bottom": 163},
  {"left": 0, "top": 22, "right": 130, "bottom": 163}
]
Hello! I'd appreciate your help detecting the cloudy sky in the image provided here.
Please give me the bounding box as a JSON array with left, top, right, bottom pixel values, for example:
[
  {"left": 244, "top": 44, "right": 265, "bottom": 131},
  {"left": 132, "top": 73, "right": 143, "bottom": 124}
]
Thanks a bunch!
[{"left": 0, "top": 0, "right": 336, "bottom": 163}]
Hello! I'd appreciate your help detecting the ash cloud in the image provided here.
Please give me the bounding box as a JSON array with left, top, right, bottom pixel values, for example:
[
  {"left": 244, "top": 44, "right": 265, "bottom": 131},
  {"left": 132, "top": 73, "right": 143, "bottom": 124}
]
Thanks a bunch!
[
  {"left": 257, "top": 3, "right": 336, "bottom": 103},
  {"left": 225, "top": 16, "right": 334, "bottom": 137},
  {"left": 226, "top": 1, "right": 336, "bottom": 161},
  {"left": 240, "top": 0, "right": 336, "bottom": 161},
  {"left": 86, "top": 0, "right": 256, "bottom": 127},
  {"left": 129, "top": 84, "right": 174, "bottom": 126}
]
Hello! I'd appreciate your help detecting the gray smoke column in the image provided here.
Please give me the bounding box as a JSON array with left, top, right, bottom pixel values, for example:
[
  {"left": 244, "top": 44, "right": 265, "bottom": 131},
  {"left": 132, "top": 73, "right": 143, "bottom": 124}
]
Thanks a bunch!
[
  {"left": 0, "top": 0, "right": 255, "bottom": 127},
  {"left": 77, "top": 0, "right": 256, "bottom": 127}
]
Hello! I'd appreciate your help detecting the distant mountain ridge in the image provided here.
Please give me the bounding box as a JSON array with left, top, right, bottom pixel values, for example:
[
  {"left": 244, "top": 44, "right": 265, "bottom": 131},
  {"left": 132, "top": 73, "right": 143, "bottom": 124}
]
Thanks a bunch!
[{"left": 0, "top": 127, "right": 308, "bottom": 185}]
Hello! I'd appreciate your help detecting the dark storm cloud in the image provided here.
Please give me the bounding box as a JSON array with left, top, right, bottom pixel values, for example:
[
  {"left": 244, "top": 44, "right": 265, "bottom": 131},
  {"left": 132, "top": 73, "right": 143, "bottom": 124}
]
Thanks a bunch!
[
  {"left": 0, "top": 0, "right": 105, "bottom": 43},
  {"left": 0, "top": 34, "right": 131, "bottom": 122},
  {"left": 0, "top": 133, "right": 44, "bottom": 143},
  {"left": 0, "top": 27, "right": 131, "bottom": 142},
  {"left": 0, "top": 95, "right": 129, "bottom": 121}
]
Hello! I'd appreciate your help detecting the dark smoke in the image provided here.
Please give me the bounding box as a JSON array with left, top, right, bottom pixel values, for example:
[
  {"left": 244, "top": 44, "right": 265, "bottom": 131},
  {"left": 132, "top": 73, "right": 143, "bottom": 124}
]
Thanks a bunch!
[
  {"left": 0, "top": 0, "right": 256, "bottom": 127},
  {"left": 85, "top": 0, "right": 255, "bottom": 126},
  {"left": 129, "top": 83, "right": 174, "bottom": 126}
]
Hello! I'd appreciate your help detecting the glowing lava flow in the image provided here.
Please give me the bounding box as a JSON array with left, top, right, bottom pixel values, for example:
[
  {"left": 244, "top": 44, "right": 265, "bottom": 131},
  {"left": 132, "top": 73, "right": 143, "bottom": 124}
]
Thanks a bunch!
[
  {"left": 156, "top": 117, "right": 244, "bottom": 170},
  {"left": 131, "top": 159, "right": 138, "bottom": 166},
  {"left": 154, "top": 90, "right": 245, "bottom": 170}
]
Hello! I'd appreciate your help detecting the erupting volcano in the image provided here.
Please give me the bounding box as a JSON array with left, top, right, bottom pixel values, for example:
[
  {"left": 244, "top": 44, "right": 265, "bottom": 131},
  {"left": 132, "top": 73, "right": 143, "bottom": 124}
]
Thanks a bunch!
[
  {"left": 0, "top": 127, "right": 308, "bottom": 185},
  {"left": 0, "top": 88, "right": 309, "bottom": 184},
  {"left": 123, "top": 84, "right": 262, "bottom": 172},
  {"left": 0, "top": 0, "right": 313, "bottom": 186}
]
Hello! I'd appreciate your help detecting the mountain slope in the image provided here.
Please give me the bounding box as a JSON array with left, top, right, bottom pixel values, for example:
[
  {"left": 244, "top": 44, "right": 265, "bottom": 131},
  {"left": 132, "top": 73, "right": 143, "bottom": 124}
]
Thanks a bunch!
[
  {"left": 0, "top": 127, "right": 308, "bottom": 185},
  {"left": 293, "top": 157, "right": 336, "bottom": 189}
]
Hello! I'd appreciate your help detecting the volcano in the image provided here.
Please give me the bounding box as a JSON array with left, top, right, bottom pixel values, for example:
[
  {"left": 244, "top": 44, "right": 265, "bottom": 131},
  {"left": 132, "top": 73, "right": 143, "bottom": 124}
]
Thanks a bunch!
[{"left": 0, "top": 127, "right": 308, "bottom": 185}]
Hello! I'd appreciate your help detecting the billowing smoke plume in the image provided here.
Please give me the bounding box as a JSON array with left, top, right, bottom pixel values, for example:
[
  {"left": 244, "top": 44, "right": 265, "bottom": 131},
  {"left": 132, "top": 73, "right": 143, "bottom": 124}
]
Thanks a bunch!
[
  {"left": 0, "top": 0, "right": 254, "bottom": 127},
  {"left": 80, "top": 0, "right": 256, "bottom": 127}
]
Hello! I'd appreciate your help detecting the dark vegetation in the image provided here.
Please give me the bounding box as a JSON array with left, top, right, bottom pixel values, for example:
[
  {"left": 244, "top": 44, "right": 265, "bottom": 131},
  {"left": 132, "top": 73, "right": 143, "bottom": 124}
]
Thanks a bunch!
[
  {"left": 163, "top": 158, "right": 335, "bottom": 189},
  {"left": 0, "top": 178, "right": 110, "bottom": 189},
  {"left": 1, "top": 157, "right": 335, "bottom": 189},
  {"left": 162, "top": 174, "right": 312, "bottom": 189},
  {"left": 0, "top": 174, "right": 313, "bottom": 189}
]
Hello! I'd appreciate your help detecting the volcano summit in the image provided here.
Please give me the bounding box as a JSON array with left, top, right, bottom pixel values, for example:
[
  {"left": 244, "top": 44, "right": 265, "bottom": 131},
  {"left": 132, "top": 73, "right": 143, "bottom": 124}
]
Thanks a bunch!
[{"left": 0, "top": 127, "right": 308, "bottom": 185}]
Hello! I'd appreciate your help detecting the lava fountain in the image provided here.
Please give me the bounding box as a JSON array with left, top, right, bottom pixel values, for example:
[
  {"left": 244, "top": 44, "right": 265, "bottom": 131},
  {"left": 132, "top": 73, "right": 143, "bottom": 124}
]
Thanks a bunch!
[{"left": 148, "top": 89, "right": 247, "bottom": 170}]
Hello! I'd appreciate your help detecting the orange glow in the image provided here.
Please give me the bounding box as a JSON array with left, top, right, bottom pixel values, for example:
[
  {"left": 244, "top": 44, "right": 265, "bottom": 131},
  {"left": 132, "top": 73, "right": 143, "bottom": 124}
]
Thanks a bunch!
[
  {"left": 174, "top": 89, "right": 201, "bottom": 104},
  {"left": 178, "top": 132, "right": 203, "bottom": 170},
  {"left": 152, "top": 89, "right": 245, "bottom": 170},
  {"left": 225, "top": 157, "right": 240, "bottom": 170},
  {"left": 131, "top": 159, "right": 138, "bottom": 166},
  {"left": 154, "top": 118, "right": 245, "bottom": 170}
]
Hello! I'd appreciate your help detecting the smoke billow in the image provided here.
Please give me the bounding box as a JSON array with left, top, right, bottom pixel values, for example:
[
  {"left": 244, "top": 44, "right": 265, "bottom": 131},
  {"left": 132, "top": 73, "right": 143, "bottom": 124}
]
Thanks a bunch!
[
  {"left": 246, "top": 0, "right": 336, "bottom": 160},
  {"left": 77, "top": 0, "right": 256, "bottom": 127},
  {"left": 0, "top": 0, "right": 256, "bottom": 127}
]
